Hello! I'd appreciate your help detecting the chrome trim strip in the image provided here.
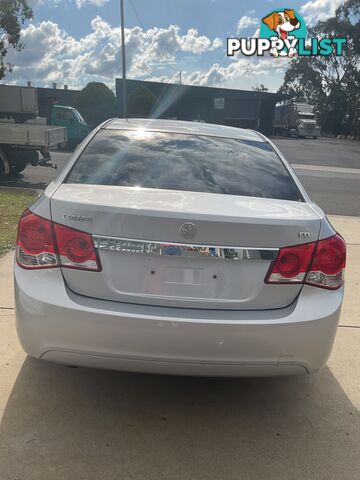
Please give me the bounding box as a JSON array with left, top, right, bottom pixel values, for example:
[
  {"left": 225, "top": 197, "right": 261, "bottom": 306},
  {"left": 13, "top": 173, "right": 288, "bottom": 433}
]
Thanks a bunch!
[{"left": 92, "top": 236, "right": 278, "bottom": 261}]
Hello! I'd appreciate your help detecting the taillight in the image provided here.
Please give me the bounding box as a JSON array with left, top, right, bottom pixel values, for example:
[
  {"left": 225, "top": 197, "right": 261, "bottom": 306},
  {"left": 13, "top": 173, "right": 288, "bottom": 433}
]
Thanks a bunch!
[
  {"left": 16, "top": 210, "right": 58, "bottom": 269},
  {"left": 53, "top": 223, "right": 100, "bottom": 271},
  {"left": 16, "top": 210, "right": 101, "bottom": 271},
  {"left": 266, "top": 234, "right": 346, "bottom": 290},
  {"left": 265, "top": 242, "right": 316, "bottom": 283},
  {"left": 305, "top": 234, "right": 346, "bottom": 289}
]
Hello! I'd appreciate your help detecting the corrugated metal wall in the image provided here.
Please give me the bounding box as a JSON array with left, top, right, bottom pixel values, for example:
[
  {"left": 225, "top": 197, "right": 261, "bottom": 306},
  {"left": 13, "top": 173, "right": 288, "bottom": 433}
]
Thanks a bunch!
[{"left": 116, "top": 79, "right": 278, "bottom": 134}]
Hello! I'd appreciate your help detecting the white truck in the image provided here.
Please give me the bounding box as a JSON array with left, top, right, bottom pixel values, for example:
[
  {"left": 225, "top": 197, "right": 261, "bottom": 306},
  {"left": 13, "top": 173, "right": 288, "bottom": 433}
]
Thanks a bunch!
[
  {"left": 0, "top": 84, "right": 38, "bottom": 123},
  {"left": 273, "top": 101, "right": 321, "bottom": 138},
  {"left": 0, "top": 85, "right": 67, "bottom": 175}
]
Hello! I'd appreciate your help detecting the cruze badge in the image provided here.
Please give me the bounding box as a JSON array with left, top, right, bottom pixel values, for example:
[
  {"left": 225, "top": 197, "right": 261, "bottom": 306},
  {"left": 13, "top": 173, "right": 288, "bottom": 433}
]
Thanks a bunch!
[
  {"left": 180, "top": 222, "right": 197, "bottom": 240},
  {"left": 62, "top": 214, "right": 92, "bottom": 222}
]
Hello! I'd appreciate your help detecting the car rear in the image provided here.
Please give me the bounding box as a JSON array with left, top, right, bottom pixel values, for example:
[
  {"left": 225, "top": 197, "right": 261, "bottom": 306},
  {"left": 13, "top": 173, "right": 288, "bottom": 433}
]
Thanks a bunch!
[{"left": 14, "top": 119, "right": 346, "bottom": 376}]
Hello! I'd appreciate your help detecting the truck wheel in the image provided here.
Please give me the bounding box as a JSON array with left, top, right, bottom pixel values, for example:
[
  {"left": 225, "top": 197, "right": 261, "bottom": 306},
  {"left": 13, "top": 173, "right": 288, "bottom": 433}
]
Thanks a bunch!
[
  {"left": 3, "top": 147, "right": 37, "bottom": 176},
  {"left": 14, "top": 115, "right": 27, "bottom": 124},
  {"left": 9, "top": 159, "right": 28, "bottom": 175}
]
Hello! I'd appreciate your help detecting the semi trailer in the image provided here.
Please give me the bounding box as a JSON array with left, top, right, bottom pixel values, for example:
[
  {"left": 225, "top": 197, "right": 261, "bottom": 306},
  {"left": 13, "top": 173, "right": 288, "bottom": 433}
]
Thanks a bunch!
[{"left": 273, "top": 101, "right": 321, "bottom": 138}]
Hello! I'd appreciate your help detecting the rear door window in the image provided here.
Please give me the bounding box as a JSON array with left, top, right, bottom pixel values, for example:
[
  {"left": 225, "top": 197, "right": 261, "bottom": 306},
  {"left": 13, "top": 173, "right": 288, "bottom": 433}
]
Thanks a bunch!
[{"left": 65, "top": 129, "right": 303, "bottom": 201}]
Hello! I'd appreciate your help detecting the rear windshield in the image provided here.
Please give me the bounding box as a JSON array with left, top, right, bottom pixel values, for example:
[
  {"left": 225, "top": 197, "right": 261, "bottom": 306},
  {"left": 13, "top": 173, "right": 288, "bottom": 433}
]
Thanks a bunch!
[{"left": 65, "top": 129, "right": 302, "bottom": 201}]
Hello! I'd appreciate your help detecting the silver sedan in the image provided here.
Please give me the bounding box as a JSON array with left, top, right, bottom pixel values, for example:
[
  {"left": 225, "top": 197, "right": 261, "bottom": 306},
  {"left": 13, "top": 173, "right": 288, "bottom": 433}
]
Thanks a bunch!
[{"left": 14, "top": 119, "right": 346, "bottom": 376}]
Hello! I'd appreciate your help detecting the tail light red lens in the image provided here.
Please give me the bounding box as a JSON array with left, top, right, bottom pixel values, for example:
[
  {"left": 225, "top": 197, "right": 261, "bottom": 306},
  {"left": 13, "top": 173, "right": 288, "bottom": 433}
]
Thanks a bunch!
[
  {"left": 54, "top": 223, "right": 100, "bottom": 270},
  {"left": 265, "top": 242, "right": 316, "bottom": 284},
  {"left": 16, "top": 210, "right": 57, "bottom": 269},
  {"left": 306, "top": 234, "right": 346, "bottom": 289},
  {"left": 266, "top": 234, "right": 346, "bottom": 290},
  {"left": 16, "top": 210, "right": 101, "bottom": 271}
]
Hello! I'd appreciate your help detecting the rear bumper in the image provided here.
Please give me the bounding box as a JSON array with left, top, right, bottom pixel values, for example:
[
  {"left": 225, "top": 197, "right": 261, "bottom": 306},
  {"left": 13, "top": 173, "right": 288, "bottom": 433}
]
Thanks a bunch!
[{"left": 14, "top": 264, "right": 343, "bottom": 377}]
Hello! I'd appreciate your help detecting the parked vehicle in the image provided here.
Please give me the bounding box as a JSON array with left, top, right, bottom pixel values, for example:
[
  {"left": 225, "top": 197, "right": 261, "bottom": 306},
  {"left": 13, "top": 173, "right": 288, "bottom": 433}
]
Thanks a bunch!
[
  {"left": 50, "top": 105, "right": 90, "bottom": 149},
  {"left": 0, "top": 121, "right": 67, "bottom": 175},
  {"left": 0, "top": 85, "right": 38, "bottom": 124},
  {"left": 0, "top": 84, "right": 90, "bottom": 147},
  {"left": 14, "top": 119, "right": 346, "bottom": 377},
  {"left": 273, "top": 101, "right": 321, "bottom": 138}
]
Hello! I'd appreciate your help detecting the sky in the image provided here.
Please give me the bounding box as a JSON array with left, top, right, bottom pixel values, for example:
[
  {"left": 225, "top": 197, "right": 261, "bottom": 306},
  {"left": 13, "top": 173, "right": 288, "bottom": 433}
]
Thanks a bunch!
[{"left": 4, "top": 0, "right": 346, "bottom": 92}]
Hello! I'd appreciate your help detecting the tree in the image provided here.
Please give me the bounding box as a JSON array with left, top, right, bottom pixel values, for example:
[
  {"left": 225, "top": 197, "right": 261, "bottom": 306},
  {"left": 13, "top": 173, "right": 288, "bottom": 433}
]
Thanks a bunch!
[
  {"left": 127, "top": 85, "right": 158, "bottom": 117},
  {"left": 252, "top": 84, "right": 269, "bottom": 92},
  {"left": 278, "top": 0, "right": 360, "bottom": 135},
  {"left": 0, "top": 0, "right": 33, "bottom": 79},
  {"left": 74, "top": 82, "right": 119, "bottom": 127}
]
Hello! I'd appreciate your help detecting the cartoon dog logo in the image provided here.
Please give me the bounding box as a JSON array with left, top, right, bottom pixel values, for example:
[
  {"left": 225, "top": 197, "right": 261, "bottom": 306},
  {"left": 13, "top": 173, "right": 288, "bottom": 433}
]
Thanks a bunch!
[{"left": 262, "top": 9, "right": 301, "bottom": 57}]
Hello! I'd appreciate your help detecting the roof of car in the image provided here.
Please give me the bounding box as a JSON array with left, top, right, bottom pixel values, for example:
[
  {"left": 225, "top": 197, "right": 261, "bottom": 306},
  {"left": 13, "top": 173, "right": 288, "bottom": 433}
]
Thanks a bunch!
[{"left": 104, "top": 118, "right": 265, "bottom": 142}]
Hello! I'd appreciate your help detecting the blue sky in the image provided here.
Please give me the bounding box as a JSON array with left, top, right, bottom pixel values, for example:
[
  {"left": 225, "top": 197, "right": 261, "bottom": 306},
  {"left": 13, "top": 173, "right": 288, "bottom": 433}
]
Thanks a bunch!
[{"left": 5, "top": 0, "right": 345, "bottom": 92}]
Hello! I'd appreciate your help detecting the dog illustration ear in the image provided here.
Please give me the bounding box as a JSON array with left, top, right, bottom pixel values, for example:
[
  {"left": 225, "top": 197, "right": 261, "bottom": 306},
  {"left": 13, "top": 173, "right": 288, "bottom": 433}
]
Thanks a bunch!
[
  {"left": 284, "top": 9, "right": 296, "bottom": 19},
  {"left": 262, "top": 13, "right": 276, "bottom": 31}
]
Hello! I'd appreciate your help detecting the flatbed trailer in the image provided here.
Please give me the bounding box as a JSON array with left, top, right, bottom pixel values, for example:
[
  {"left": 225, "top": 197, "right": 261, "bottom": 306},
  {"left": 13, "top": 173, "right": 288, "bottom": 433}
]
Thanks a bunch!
[{"left": 0, "top": 122, "right": 67, "bottom": 176}]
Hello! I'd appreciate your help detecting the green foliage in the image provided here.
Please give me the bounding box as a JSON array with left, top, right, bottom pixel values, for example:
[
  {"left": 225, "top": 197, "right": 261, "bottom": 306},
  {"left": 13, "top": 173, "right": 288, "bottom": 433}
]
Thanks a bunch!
[
  {"left": 127, "top": 85, "right": 158, "bottom": 117},
  {"left": 278, "top": 0, "right": 360, "bottom": 135},
  {"left": 0, "top": 0, "right": 33, "bottom": 79},
  {"left": 0, "top": 188, "right": 37, "bottom": 257},
  {"left": 252, "top": 84, "right": 269, "bottom": 92},
  {"left": 74, "top": 82, "right": 119, "bottom": 127}
]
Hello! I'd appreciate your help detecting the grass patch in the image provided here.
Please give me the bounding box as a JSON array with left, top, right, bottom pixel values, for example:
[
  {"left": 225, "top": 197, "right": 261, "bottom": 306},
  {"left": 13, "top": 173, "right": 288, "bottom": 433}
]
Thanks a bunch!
[{"left": 0, "top": 188, "right": 38, "bottom": 258}]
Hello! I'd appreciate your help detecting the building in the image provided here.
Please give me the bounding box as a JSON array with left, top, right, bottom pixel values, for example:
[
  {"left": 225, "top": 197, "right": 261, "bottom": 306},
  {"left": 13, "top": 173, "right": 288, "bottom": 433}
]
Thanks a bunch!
[{"left": 116, "top": 78, "right": 278, "bottom": 135}]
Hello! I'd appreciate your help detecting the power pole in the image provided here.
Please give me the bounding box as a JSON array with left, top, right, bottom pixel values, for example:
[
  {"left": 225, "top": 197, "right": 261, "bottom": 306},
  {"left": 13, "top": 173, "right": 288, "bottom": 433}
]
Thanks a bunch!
[
  {"left": 120, "top": 0, "right": 127, "bottom": 118},
  {"left": 179, "top": 71, "right": 182, "bottom": 85}
]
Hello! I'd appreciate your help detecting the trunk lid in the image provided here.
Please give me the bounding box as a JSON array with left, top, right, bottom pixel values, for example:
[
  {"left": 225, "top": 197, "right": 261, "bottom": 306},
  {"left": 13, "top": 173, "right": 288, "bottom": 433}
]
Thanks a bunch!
[{"left": 50, "top": 184, "right": 321, "bottom": 310}]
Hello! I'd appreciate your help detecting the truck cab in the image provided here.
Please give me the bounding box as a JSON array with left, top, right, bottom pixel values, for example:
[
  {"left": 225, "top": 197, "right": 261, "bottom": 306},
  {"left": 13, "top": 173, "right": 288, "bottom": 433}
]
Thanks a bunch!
[
  {"left": 51, "top": 105, "right": 90, "bottom": 148},
  {"left": 296, "top": 111, "right": 321, "bottom": 138}
]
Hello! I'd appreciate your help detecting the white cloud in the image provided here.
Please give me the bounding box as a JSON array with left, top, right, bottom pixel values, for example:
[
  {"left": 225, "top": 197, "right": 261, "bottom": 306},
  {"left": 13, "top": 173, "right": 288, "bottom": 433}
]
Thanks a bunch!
[
  {"left": 237, "top": 16, "right": 259, "bottom": 32},
  {"left": 5, "top": 18, "right": 223, "bottom": 88},
  {"left": 300, "top": 0, "right": 345, "bottom": 24},
  {"left": 4, "top": 13, "right": 291, "bottom": 93},
  {"left": 212, "top": 37, "right": 223, "bottom": 49},
  {"left": 177, "top": 29, "right": 222, "bottom": 53},
  {"left": 27, "top": 0, "right": 44, "bottom": 6},
  {"left": 149, "top": 57, "right": 289, "bottom": 90},
  {"left": 29, "top": 0, "right": 109, "bottom": 8},
  {"left": 75, "top": 0, "right": 109, "bottom": 7}
]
